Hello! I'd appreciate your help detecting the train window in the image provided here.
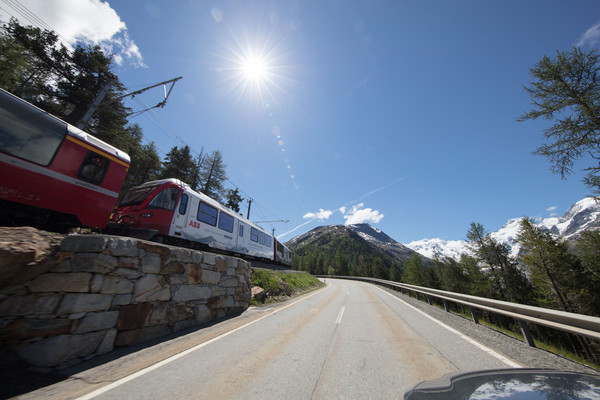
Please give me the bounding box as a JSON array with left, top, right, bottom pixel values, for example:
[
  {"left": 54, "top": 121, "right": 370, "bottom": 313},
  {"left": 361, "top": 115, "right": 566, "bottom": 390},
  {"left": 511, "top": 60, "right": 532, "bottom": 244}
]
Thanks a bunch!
[
  {"left": 78, "top": 152, "right": 109, "bottom": 184},
  {"left": 179, "top": 194, "right": 189, "bottom": 215},
  {"left": 197, "top": 201, "right": 218, "bottom": 226},
  {"left": 218, "top": 212, "right": 234, "bottom": 233},
  {"left": 239, "top": 225, "right": 244, "bottom": 237},
  {"left": 259, "top": 231, "right": 266, "bottom": 245},
  {"left": 119, "top": 184, "right": 159, "bottom": 207},
  {"left": 148, "top": 187, "right": 178, "bottom": 211},
  {"left": 0, "top": 89, "right": 67, "bottom": 166},
  {"left": 250, "top": 227, "right": 259, "bottom": 242}
]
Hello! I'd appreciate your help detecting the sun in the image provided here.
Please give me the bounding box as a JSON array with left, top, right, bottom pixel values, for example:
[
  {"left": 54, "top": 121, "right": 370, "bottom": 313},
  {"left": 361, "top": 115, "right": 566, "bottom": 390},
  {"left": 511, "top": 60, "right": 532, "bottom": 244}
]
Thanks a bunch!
[
  {"left": 214, "top": 31, "right": 296, "bottom": 106},
  {"left": 242, "top": 56, "right": 268, "bottom": 83}
]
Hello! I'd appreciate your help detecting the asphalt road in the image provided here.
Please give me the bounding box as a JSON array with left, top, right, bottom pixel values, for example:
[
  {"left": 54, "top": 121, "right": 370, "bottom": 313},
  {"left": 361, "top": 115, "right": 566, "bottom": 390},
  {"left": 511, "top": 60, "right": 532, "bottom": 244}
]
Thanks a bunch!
[{"left": 21, "top": 278, "right": 529, "bottom": 400}]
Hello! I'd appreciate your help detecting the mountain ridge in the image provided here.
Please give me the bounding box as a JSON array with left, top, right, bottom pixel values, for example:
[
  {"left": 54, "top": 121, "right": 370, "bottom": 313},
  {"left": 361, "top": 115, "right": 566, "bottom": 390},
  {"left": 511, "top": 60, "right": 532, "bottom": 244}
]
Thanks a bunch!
[
  {"left": 285, "top": 197, "right": 600, "bottom": 263},
  {"left": 405, "top": 197, "right": 600, "bottom": 260}
]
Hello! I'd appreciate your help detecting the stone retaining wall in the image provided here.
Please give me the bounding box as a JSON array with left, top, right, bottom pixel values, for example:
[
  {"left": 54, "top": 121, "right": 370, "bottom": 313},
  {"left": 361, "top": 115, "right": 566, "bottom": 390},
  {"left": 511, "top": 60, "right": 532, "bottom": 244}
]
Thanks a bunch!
[{"left": 0, "top": 234, "right": 251, "bottom": 369}]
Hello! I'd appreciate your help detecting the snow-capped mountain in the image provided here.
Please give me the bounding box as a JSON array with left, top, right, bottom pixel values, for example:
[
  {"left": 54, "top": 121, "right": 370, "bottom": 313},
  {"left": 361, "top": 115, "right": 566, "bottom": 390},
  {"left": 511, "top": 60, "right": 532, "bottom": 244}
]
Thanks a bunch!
[
  {"left": 347, "top": 223, "right": 428, "bottom": 262},
  {"left": 405, "top": 238, "right": 469, "bottom": 261},
  {"left": 405, "top": 197, "right": 600, "bottom": 261}
]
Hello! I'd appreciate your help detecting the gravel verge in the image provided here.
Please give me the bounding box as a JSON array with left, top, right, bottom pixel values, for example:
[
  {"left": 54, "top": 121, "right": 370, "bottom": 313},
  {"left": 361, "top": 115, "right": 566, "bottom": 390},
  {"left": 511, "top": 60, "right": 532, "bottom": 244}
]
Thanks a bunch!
[{"left": 378, "top": 285, "right": 600, "bottom": 376}]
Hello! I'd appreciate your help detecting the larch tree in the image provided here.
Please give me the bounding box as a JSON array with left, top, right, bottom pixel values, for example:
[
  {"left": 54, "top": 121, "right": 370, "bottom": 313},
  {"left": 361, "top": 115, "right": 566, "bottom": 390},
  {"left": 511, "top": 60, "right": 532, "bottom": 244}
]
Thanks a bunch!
[
  {"left": 519, "top": 47, "right": 600, "bottom": 195},
  {"left": 199, "top": 150, "right": 227, "bottom": 202}
]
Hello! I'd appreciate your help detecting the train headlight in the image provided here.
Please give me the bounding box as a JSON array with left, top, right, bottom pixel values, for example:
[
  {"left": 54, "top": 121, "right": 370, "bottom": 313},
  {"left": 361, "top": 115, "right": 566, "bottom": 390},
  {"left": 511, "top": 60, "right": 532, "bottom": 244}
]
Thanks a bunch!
[{"left": 141, "top": 212, "right": 153, "bottom": 218}]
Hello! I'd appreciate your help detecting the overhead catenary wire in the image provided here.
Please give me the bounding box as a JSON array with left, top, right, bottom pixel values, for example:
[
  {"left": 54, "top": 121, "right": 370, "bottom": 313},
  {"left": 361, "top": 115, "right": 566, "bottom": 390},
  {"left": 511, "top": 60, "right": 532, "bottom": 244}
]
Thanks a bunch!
[{"left": 126, "top": 97, "right": 282, "bottom": 224}]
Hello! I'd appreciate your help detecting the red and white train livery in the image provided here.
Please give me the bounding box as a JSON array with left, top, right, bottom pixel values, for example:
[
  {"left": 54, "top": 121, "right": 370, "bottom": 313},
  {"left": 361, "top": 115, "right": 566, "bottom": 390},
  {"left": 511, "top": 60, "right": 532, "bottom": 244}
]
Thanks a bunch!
[
  {"left": 109, "top": 179, "right": 292, "bottom": 266},
  {"left": 0, "top": 88, "right": 130, "bottom": 229}
]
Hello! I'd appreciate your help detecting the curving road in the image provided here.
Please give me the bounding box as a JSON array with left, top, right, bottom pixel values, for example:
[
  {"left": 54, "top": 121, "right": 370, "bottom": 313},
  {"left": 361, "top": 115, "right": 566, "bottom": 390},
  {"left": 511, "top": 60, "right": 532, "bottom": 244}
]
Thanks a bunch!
[{"left": 28, "top": 279, "right": 523, "bottom": 400}]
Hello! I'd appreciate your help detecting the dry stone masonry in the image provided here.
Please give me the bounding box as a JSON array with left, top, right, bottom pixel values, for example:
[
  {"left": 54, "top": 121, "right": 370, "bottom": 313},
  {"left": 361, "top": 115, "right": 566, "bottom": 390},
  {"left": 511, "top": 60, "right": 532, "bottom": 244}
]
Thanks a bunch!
[{"left": 0, "top": 230, "right": 251, "bottom": 369}]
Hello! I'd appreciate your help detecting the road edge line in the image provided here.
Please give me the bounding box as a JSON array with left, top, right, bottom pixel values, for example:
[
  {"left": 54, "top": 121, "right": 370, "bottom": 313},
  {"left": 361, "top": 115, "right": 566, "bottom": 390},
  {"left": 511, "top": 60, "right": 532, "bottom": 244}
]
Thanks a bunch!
[
  {"left": 374, "top": 285, "right": 523, "bottom": 368},
  {"left": 74, "top": 285, "right": 329, "bottom": 400}
]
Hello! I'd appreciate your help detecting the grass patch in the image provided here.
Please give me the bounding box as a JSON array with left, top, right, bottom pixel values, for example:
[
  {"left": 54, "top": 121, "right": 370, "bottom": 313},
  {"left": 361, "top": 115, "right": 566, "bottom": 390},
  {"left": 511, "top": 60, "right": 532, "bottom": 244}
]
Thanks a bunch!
[{"left": 250, "top": 269, "right": 324, "bottom": 305}]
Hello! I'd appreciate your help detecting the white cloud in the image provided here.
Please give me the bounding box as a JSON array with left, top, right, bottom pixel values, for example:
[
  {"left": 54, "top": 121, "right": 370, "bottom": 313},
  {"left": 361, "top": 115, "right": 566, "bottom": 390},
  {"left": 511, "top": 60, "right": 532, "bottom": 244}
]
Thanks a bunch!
[
  {"left": 2, "top": 0, "right": 145, "bottom": 67},
  {"left": 303, "top": 209, "right": 333, "bottom": 221},
  {"left": 576, "top": 21, "right": 600, "bottom": 47},
  {"left": 342, "top": 203, "right": 384, "bottom": 225},
  {"left": 546, "top": 205, "right": 557, "bottom": 212}
]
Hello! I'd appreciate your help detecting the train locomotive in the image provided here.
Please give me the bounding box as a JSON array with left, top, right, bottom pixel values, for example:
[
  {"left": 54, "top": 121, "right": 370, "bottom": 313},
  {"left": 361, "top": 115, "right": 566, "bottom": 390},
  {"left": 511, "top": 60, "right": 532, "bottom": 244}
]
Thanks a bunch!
[
  {"left": 108, "top": 179, "right": 293, "bottom": 266},
  {"left": 0, "top": 88, "right": 130, "bottom": 230}
]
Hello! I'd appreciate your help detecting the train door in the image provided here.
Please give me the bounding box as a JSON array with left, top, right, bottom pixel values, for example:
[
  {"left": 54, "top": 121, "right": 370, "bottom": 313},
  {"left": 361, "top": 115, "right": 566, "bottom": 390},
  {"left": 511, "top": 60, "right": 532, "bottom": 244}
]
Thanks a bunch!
[
  {"left": 236, "top": 221, "right": 248, "bottom": 253},
  {"left": 173, "top": 191, "right": 189, "bottom": 231}
]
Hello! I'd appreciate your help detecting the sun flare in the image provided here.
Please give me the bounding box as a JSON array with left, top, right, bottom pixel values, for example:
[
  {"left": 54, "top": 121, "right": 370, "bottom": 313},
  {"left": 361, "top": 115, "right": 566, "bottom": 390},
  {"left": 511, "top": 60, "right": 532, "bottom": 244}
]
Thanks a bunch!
[{"left": 242, "top": 56, "right": 268, "bottom": 83}]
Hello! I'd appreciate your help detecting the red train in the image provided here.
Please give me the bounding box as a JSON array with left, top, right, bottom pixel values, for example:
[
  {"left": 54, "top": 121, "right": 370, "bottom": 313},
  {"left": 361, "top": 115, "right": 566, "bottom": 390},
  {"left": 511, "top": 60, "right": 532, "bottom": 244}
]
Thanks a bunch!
[
  {"left": 0, "top": 88, "right": 130, "bottom": 230},
  {"left": 108, "top": 179, "right": 292, "bottom": 266},
  {"left": 0, "top": 88, "right": 291, "bottom": 266}
]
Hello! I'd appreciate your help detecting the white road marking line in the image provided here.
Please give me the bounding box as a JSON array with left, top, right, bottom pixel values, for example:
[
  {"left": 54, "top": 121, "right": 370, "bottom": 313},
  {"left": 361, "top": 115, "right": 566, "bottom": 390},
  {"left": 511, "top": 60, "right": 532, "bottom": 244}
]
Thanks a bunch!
[
  {"left": 74, "top": 286, "right": 329, "bottom": 400},
  {"left": 335, "top": 306, "right": 346, "bottom": 325},
  {"left": 374, "top": 286, "right": 523, "bottom": 368}
]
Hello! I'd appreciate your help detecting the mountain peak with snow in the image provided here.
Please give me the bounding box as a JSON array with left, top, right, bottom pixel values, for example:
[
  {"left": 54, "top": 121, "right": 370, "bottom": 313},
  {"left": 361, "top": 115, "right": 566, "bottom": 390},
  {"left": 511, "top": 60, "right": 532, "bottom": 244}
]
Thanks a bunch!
[
  {"left": 347, "top": 223, "right": 397, "bottom": 244},
  {"left": 405, "top": 197, "right": 600, "bottom": 261}
]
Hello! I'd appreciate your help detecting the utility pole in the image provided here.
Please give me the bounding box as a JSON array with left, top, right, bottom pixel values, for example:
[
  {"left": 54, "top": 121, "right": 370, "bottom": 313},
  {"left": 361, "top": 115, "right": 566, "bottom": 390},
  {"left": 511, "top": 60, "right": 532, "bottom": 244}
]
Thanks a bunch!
[
  {"left": 75, "top": 82, "right": 112, "bottom": 129},
  {"left": 246, "top": 198, "right": 253, "bottom": 220},
  {"left": 253, "top": 220, "right": 290, "bottom": 236}
]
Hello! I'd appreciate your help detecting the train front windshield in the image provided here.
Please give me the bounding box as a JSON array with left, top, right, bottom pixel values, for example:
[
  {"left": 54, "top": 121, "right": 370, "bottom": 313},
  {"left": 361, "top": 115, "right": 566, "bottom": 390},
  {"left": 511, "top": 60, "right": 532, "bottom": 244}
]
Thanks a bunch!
[{"left": 118, "top": 184, "right": 161, "bottom": 207}]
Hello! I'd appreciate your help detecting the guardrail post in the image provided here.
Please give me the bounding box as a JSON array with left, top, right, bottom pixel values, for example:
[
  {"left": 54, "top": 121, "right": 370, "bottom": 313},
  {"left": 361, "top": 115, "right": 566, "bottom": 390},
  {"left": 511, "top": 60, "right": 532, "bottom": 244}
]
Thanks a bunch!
[
  {"left": 470, "top": 307, "right": 479, "bottom": 324},
  {"left": 443, "top": 299, "right": 449, "bottom": 312},
  {"left": 426, "top": 295, "right": 432, "bottom": 305},
  {"left": 518, "top": 320, "right": 536, "bottom": 347}
]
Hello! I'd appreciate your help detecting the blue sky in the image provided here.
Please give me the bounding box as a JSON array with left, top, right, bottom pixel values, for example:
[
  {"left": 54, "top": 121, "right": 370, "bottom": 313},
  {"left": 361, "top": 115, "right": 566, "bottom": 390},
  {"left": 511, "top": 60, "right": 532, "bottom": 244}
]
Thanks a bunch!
[{"left": 3, "top": 0, "right": 600, "bottom": 244}]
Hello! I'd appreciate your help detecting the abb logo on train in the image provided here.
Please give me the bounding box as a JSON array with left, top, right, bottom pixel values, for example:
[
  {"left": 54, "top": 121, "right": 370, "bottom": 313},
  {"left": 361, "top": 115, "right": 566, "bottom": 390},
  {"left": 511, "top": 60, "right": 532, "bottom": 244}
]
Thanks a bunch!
[
  {"left": 109, "top": 179, "right": 292, "bottom": 266},
  {"left": 0, "top": 88, "right": 130, "bottom": 229}
]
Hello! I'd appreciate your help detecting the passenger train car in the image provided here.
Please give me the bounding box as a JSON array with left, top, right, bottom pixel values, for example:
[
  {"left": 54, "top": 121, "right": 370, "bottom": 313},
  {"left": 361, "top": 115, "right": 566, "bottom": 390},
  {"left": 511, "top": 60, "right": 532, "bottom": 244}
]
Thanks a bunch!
[
  {"left": 108, "top": 179, "right": 292, "bottom": 266},
  {"left": 0, "top": 88, "right": 130, "bottom": 229}
]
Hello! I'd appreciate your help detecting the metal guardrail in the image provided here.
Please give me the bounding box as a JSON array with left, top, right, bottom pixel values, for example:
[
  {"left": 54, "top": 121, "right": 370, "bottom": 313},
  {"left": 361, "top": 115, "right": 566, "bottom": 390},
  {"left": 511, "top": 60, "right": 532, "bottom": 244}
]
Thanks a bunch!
[{"left": 319, "top": 275, "right": 600, "bottom": 347}]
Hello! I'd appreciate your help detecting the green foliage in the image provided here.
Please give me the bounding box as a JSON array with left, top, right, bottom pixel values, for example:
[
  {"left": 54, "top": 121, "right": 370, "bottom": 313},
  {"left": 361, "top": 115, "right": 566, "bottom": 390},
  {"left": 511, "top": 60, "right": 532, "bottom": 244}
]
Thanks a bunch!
[
  {"left": 288, "top": 226, "right": 403, "bottom": 280},
  {"left": 160, "top": 146, "right": 199, "bottom": 185},
  {"left": 0, "top": 20, "right": 234, "bottom": 198},
  {"left": 518, "top": 217, "right": 583, "bottom": 311},
  {"left": 250, "top": 269, "right": 324, "bottom": 305},
  {"left": 198, "top": 150, "right": 227, "bottom": 202},
  {"left": 225, "top": 188, "right": 244, "bottom": 213},
  {"left": 519, "top": 47, "right": 600, "bottom": 195},
  {"left": 466, "top": 222, "right": 532, "bottom": 304}
]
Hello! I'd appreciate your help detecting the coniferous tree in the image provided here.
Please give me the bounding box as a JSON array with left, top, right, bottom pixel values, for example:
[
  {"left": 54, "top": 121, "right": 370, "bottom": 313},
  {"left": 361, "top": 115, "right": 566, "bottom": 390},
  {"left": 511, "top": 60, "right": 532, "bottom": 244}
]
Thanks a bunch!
[
  {"left": 458, "top": 254, "right": 492, "bottom": 298},
  {"left": 371, "top": 257, "right": 387, "bottom": 279},
  {"left": 160, "top": 146, "right": 198, "bottom": 184},
  {"left": 517, "top": 217, "right": 582, "bottom": 311},
  {"left": 224, "top": 188, "right": 244, "bottom": 213},
  {"left": 402, "top": 253, "right": 427, "bottom": 286},
  {"left": 519, "top": 47, "right": 600, "bottom": 195},
  {"left": 0, "top": 19, "right": 165, "bottom": 192},
  {"left": 121, "top": 126, "right": 162, "bottom": 190},
  {"left": 467, "top": 222, "right": 531, "bottom": 303},
  {"left": 436, "top": 257, "right": 468, "bottom": 293},
  {"left": 388, "top": 265, "right": 401, "bottom": 282},
  {"left": 198, "top": 150, "right": 227, "bottom": 202},
  {"left": 574, "top": 231, "right": 600, "bottom": 317},
  {"left": 518, "top": 217, "right": 599, "bottom": 363}
]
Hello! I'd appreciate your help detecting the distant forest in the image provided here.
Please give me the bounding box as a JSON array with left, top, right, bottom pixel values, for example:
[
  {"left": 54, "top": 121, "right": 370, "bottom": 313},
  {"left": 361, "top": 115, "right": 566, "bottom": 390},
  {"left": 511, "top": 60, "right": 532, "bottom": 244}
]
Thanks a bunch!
[{"left": 0, "top": 20, "right": 243, "bottom": 211}]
